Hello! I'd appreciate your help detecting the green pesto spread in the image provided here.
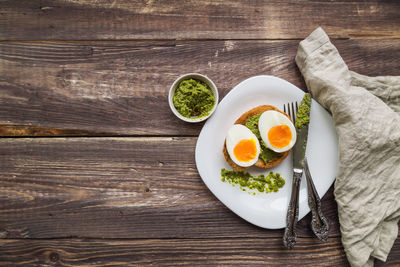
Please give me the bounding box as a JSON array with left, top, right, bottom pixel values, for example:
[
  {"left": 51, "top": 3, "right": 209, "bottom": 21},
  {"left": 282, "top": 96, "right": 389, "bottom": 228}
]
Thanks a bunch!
[
  {"left": 295, "top": 94, "right": 311, "bottom": 129},
  {"left": 221, "top": 168, "right": 285, "bottom": 194},
  {"left": 172, "top": 78, "right": 215, "bottom": 118},
  {"left": 245, "top": 114, "right": 282, "bottom": 163}
]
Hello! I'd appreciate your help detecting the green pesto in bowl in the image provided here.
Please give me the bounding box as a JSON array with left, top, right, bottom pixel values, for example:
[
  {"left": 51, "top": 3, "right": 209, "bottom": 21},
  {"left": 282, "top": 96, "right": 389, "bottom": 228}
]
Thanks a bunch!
[{"left": 172, "top": 78, "right": 216, "bottom": 118}]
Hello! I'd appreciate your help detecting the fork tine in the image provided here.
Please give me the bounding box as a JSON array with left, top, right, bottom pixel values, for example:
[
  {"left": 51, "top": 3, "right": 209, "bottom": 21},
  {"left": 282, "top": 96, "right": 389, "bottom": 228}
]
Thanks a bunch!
[
  {"left": 286, "top": 103, "right": 291, "bottom": 121},
  {"left": 287, "top": 103, "right": 290, "bottom": 117},
  {"left": 291, "top": 102, "right": 296, "bottom": 124},
  {"left": 283, "top": 102, "right": 299, "bottom": 124}
]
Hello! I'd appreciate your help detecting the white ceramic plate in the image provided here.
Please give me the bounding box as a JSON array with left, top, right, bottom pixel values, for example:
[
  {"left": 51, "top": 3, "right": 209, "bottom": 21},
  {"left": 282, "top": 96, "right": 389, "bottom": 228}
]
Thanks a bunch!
[{"left": 195, "top": 75, "right": 338, "bottom": 229}]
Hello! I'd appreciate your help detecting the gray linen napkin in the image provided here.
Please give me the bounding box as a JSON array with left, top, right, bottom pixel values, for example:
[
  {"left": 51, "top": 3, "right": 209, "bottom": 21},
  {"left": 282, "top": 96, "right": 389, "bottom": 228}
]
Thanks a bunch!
[{"left": 295, "top": 27, "right": 400, "bottom": 267}]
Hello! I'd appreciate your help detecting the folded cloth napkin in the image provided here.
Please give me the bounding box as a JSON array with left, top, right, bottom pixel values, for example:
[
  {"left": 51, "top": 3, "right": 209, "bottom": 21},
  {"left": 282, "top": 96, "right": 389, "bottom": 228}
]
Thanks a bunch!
[{"left": 295, "top": 27, "right": 400, "bottom": 267}]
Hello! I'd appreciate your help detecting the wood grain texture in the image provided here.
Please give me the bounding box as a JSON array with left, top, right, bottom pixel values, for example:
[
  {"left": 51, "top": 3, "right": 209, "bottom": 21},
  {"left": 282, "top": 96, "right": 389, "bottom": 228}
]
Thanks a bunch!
[
  {"left": 0, "top": 137, "right": 340, "bottom": 239},
  {"left": 1, "top": 40, "right": 399, "bottom": 136},
  {"left": 1, "top": 0, "right": 399, "bottom": 41},
  {"left": 0, "top": 125, "right": 111, "bottom": 137},
  {"left": 2, "top": 0, "right": 400, "bottom": 265},
  {"left": 1, "top": 237, "right": 399, "bottom": 266},
  {"left": 0, "top": 238, "right": 351, "bottom": 266}
]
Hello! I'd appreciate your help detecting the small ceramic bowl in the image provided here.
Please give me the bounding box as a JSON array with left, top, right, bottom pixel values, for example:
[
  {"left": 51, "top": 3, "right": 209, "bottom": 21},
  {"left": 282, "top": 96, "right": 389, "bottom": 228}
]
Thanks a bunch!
[{"left": 168, "top": 73, "right": 219, "bottom": 123}]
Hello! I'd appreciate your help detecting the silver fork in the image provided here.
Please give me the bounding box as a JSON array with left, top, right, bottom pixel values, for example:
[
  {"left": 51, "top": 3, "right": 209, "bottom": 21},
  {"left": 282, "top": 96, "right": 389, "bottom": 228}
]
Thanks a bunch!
[{"left": 284, "top": 102, "right": 329, "bottom": 242}]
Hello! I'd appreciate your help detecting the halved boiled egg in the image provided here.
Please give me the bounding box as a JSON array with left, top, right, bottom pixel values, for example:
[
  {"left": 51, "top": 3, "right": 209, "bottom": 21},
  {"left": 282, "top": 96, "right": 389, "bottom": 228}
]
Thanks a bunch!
[
  {"left": 258, "top": 110, "right": 296, "bottom": 153},
  {"left": 226, "top": 124, "right": 260, "bottom": 167}
]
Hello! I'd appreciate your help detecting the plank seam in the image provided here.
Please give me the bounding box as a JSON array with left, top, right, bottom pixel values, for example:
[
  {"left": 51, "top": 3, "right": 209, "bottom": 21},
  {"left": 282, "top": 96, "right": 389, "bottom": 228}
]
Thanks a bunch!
[{"left": 0, "top": 235, "right": 344, "bottom": 240}]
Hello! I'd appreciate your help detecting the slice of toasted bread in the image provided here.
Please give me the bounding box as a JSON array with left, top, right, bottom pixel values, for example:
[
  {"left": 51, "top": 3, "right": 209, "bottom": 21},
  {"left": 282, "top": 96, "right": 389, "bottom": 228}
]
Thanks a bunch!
[{"left": 223, "top": 105, "right": 291, "bottom": 171}]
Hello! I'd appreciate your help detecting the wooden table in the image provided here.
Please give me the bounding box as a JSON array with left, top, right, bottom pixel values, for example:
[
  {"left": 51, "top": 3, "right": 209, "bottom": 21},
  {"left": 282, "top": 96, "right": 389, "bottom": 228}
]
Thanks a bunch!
[{"left": 1, "top": 1, "right": 399, "bottom": 266}]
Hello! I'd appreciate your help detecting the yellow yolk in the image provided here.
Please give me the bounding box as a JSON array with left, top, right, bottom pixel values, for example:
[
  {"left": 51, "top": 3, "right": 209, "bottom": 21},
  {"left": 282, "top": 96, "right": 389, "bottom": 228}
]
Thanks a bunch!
[
  {"left": 268, "top": 125, "right": 292, "bottom": 149},
  {"left": 233, "top": 138, "right": 258, "bottom": 162}
]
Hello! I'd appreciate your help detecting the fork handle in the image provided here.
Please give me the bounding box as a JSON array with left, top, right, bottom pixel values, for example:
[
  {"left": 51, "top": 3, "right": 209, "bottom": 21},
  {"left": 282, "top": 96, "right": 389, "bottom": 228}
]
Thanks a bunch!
[
  {"left": 304, "top": 158, "right": 329, "bottom": 242},
  {"left": 283, "top": 170, "right": 302, "bottom": 249}
]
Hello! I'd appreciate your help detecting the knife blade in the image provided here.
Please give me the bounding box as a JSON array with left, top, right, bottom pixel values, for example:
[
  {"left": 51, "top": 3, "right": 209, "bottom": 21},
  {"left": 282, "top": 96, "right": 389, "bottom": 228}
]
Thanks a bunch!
[
  {"left": 292, "top": 94, "right": 311, "bottom": 169},
  {"left": 283, "top": 93, "right": 312, "bottom": 249}
]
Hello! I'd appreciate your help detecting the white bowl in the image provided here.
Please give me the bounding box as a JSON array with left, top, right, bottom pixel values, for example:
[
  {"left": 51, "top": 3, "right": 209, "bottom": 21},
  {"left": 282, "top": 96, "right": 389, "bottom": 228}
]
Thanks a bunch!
[{"left": 168, "top": 73, "right": 219, "bottom": 123}]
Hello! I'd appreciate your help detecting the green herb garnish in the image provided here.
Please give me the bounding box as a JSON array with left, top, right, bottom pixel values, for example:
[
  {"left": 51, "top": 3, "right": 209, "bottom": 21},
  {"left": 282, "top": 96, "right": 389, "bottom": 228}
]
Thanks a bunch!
[{"left": 221, "top": 168, "right": 285, "bottom": 195}]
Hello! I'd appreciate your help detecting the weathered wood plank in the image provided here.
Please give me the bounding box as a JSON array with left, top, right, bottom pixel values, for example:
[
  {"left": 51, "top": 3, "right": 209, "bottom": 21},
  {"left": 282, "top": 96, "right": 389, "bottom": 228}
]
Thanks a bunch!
[
  {"left": 0, "top": 238, "right": 352, "bottom": 266},
  {"left": 0, "top": 0, "right": 399, "bottom": 40},
  {"left": 0, "top": 125, "right": 110, "bottom": 137},
  {"left": 1, "top": 40, "right": 399, "bottom": 136},
  {"left": 0, "top": 137, "right": 339, "bottom": 239}
]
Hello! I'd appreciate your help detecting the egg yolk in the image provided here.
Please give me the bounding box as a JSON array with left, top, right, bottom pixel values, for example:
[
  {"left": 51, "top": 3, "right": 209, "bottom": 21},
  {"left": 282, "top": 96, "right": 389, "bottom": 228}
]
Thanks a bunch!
[
  {"left": 233, "top": 138, "right": 258, "bottom": 162},
  {"left": 268, "top": 125, "right": 292, "bottom": 148}
]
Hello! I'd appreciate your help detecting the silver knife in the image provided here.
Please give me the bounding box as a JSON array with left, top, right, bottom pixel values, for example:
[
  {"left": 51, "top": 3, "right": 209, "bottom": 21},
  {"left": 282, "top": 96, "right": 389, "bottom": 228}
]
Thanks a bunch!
[{"left": 283, "top": 93, "right": 311, "bottom": 249}]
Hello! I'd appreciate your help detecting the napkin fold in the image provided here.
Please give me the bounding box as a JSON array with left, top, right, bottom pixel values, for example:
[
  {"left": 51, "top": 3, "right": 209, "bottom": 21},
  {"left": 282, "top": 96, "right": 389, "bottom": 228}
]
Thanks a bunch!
[{"left": 295, "top": 27, "right": 400, "bottom": 267}]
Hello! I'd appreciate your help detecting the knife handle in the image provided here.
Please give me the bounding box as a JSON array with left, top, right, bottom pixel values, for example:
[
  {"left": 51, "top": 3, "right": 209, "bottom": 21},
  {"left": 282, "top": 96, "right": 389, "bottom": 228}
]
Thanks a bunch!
[
  {"left": 283, "top": 169, "right": 302, "bottom": 249},
  {"left": 304, "top": 159, "right": 329, "bottom": 242}
]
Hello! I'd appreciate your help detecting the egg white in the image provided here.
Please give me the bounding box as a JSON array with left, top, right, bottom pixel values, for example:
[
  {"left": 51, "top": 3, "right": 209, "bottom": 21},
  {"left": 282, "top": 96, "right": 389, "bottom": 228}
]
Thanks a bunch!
[
  {"left": 258, "top": 110, "right": 297, "bottom": 153},
  {"left": 226, "top": 124, "right": 260, "bottom": 167}
]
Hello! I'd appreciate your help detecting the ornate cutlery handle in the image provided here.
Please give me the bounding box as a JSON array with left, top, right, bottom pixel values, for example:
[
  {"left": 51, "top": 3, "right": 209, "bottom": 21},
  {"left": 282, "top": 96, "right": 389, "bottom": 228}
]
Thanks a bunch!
[
  {"left": 283, "top": 169, "right": 302, "bottom": 249},
  {"left": 304, "top": 158, "right": 329, "bottom": 242}
]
